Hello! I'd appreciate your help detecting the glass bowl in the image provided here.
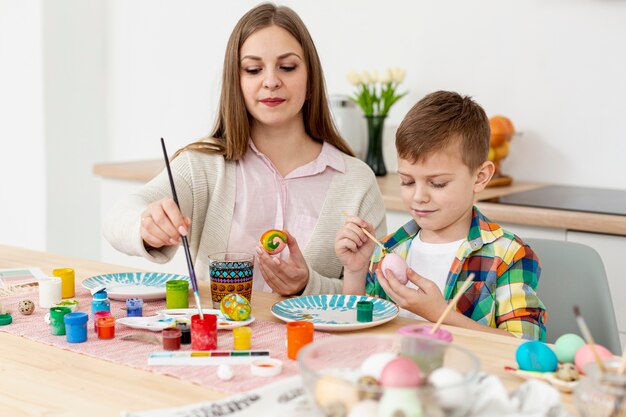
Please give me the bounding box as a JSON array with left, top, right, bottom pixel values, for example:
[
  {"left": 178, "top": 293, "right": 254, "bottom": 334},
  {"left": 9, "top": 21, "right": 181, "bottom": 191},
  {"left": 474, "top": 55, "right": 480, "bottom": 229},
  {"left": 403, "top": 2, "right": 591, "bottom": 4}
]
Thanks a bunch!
[
  {"left": 575, "top": 359, "right": 626, "bottom": 417},
  {"left": 298, "top": 333, "right": 480, "bottom": 417}
]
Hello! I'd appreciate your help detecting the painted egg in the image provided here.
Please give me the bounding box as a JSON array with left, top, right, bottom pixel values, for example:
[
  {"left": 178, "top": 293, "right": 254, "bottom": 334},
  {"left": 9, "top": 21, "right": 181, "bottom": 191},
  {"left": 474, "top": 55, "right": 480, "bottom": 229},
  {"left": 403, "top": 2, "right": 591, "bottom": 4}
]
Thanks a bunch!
[
  {"left": 381, "top": 253, "right": 408, "bottom": 284},
  {"left": 515, "top": 341, "right": 558, "bottom": 372},
  {"left": 260, "top": 229, "right": 288, "bottom": 255},
  {"left": 377, "top": 388, "right": 423, "bottom": 417},
  {"left": 347, "top": 400, "right": 378, "bottom": 417},
  {"left": 574, "top": 343, "right": 613, "bottom": 374},
  {"left": 380, "top": 356, "right": 422, "bottom": 387},
  {"left": 360, "top": 352, "right": 398, "bottom": 380},
  {"left": 428, "top": 367, "right": 467, "bottom": 410},
  {"left": 553, "top": 333, "right": 585, "bottom": 363},
  {"left": 220, "top": 293, "right": 251, "bottom": 321},
  {"left": 314, "top": 374, "right": 359, "bottom": 417},
  {"left": 18, "top": 300, "right": 35, "bottom": 315},
  {"left": 555, "top": 362, "right": 580, "bottom": 382}
]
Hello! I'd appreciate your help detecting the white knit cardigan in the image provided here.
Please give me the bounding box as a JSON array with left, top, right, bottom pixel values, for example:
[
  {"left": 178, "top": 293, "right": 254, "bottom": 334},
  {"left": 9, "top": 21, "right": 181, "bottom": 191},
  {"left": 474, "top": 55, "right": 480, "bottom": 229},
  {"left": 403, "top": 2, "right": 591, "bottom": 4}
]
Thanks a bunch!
[{"left": 103, "top": 150, "right": 387, "bottom": 295}]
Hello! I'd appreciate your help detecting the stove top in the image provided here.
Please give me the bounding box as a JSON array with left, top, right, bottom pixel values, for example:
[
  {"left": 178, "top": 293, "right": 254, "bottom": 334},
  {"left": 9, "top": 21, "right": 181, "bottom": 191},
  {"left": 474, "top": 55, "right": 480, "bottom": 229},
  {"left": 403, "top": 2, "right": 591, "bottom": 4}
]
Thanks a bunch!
[{"left": 483, "top": 185, "right": 626, "bottom": 217}]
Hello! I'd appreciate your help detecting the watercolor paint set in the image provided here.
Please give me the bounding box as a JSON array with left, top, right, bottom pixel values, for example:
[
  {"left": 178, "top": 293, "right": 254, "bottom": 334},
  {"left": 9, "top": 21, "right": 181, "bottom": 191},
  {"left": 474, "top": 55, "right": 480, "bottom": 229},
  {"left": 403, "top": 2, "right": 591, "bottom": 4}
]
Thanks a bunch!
[{"left": 148, "top": 350, "right": 270, "bottom": 366}]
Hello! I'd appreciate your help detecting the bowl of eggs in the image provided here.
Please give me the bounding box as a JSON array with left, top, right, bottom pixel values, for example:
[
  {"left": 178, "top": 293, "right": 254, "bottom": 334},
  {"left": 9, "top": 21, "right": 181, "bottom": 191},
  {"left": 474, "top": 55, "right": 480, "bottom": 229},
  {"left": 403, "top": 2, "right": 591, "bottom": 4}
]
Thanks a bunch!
[{"left": 297, "top": 333, "right": 480, "bottom": 417}]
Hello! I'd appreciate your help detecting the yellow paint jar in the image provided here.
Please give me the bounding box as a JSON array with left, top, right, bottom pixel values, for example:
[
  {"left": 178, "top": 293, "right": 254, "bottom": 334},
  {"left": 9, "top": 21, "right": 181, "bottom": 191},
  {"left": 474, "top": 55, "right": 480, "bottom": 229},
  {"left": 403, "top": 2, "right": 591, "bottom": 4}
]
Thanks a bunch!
[
  {"left": 52, "top": 268, "right": 75, "bottom": 299},
  {"left": 233, "top": 326, "right": 252, "bottom": 350}
]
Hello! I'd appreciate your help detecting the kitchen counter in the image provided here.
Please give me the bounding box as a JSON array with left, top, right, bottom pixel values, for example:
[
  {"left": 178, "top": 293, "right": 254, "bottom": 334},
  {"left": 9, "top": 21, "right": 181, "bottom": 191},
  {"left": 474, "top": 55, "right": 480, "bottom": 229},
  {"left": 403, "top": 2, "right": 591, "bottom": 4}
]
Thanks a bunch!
[{"left": 94, "top": 160, "right": 626, "bottom": 236}]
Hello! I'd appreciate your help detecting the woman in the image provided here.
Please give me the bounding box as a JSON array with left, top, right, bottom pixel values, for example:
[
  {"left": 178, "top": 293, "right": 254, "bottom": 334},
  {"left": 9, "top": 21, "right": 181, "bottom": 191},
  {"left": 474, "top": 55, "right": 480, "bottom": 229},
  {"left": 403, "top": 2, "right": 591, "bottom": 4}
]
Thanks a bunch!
[{"left": 104, "top": 3, "right": 386, "bottom": 296}]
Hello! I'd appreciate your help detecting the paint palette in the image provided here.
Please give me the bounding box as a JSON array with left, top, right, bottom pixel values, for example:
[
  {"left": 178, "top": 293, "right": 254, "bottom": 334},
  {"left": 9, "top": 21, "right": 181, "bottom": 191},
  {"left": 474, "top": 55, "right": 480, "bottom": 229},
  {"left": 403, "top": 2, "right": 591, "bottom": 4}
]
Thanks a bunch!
[
  {"left": 82, "top": 272, "right": 191, "bottom": 301},
  {"left": 158, "top": 308, "right": 256, "bottom": 329},
  {"left": 148, "top": 350, "right": 270, "bottom": 366},
  {"left": 116, "top": 315, "right": 176, "bottom": 331}
]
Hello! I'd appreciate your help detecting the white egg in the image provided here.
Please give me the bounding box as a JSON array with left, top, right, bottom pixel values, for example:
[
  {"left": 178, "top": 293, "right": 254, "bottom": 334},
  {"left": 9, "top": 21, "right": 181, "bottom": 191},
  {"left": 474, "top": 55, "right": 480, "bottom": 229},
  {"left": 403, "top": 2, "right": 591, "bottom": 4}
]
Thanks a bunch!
[
  {"left": 217, "top": 364, "right": 234, "bottom": 381},
  {"left": 360, "top": 352, "right": 398, "bottom": 380},
  {"left": 347, "top": 400, "right": 378, "bottom": 417},
  {"left": 428, "top": 367, "right": 467, "bottom": 410},
  {"left": 377, "top": 387, "right": 423, "bottom": 417}
]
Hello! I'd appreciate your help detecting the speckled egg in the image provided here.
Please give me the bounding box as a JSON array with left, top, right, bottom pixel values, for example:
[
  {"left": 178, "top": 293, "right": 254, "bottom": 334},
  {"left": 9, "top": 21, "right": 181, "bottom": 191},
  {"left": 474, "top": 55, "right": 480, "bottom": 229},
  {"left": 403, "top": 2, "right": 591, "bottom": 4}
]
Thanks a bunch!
[
  {"left": 360, "top": 352, "right": 398, "bottom": 380},
  {"left": 428, "top": 367, "right": 468, "bottom": 410},
  {"left": 314, "top": 374, "right": 359, "bottom": 417},
  {"left": 553, "top": 333, "right": 585, "bottom": 364},
  {"left": 381, "top": 253, "right": 408, "bottom": 284},
  {"left": 220, "top": 293, "right": 251, "bottom": 321},
  {"left": 380, "top": 355, "right": 422, "bottom": 387},
  {"left": 515, "top": 341, "right": 558, "bottom": 372},
  {"left": 574, "top": 343, "right": 613, "bottom": 373},
  {"left": 18, "top": 300, "right": 35, "bottom": 315}
]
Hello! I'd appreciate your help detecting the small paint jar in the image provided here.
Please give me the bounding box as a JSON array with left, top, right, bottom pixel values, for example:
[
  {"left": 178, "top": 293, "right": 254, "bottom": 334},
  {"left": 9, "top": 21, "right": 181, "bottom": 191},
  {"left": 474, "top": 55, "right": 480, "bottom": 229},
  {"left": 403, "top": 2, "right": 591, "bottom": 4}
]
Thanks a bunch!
[
  {"left": 49, "top": 306, "right": 71, "bottom": 336},
  {"left": 93, "top": 310, "right": 111, "bottom": 332},
  {"left": 91, "top": 289, "right": 111, "bottom": 317},
  {"left": 162, "top": 327, "right": 182, "bottom": 350},
  {"left": 191, "top": 313, "right": 217, "bottom": 351},
  {"left": 176, "top": 321, "right": 191, "bottom": 345},
  {"left": 166, "top": 280, "right": 189, "bottom": 309},
  {"left": 286, "top": 321, "right": 314, "bottom": 360},
  {"left": 96, "top": 316, "right": 115, "bottom": 339},
  {"left": 126, "top": 298, "right": 143, "bottom": 317},
  {"left": 52, "top": 267, "right": 75, "bottom": 299},
  {"left": 356, "top": 300, "right": 374, "bottom": 322},
  {"left": 64, "top": 312, "right": 89, "bottom": 343},
  {"left": 38, "top": 276, "right": 62, "bottom": 308},
  {"left": 233, "top": 326, "right": 252, "bottom": 350}
]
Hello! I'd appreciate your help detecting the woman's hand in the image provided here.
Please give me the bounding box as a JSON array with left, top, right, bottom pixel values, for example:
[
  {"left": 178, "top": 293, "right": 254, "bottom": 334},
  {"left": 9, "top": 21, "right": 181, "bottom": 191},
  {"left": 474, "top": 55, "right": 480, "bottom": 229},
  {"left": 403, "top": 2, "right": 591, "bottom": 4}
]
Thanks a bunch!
[
  {"left": 255, "top": 231, "right": 309, "bottom": 296},
  {"left": 140, "top": 198, "right": 191, "bottom": 249},
  {"left": 335, "top": 216, "right": 376, "bottom": 274},
  {"left": 377, "top": 268, "right": 448, "bottom": 322}
]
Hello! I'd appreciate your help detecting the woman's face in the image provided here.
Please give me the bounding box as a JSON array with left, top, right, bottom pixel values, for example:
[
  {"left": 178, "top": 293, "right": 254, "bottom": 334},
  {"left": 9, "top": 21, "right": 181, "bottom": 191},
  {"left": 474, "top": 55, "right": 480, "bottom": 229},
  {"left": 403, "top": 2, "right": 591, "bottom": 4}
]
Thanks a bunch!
[{"left": 239, "top": 25, "right": 308, "bottom": 130}]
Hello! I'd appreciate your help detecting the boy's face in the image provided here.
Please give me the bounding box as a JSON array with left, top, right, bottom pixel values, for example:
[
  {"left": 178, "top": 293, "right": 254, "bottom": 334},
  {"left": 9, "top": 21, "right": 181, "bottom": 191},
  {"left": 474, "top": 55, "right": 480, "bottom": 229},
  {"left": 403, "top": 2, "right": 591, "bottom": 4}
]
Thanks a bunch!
[{"left": 397, "top": 141, "right": 493, "bottom": 243}]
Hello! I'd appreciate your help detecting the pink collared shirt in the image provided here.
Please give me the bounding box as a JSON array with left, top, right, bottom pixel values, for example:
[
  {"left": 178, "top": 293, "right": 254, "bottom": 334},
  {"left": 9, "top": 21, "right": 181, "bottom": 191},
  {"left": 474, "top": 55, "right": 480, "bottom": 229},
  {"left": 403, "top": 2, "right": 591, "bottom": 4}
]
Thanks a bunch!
[{"left": 227, "top": 140, "right": 346, "bottom": 292}]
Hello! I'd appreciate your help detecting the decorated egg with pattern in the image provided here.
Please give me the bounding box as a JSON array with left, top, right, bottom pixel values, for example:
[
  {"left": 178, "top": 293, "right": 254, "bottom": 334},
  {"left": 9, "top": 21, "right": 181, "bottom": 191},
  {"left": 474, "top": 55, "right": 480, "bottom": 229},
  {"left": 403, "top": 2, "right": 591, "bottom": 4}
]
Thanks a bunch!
[
  {"left": 220, "top": 293, "right": 251, "bottom": 321},
  {"left": 18, "top": 299, "right": 35, "bottom": 315},
  {"left": 260, "top": 229, "right": 288, "bottom": 255}
]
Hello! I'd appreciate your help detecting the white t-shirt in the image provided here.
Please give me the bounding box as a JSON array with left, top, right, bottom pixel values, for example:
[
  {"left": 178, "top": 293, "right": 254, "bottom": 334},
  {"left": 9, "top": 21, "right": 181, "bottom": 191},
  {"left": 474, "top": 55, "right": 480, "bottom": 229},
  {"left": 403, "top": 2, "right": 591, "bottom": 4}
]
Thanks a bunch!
[{"left": 400, "top": 231, "right": 465, "bottom": 320}]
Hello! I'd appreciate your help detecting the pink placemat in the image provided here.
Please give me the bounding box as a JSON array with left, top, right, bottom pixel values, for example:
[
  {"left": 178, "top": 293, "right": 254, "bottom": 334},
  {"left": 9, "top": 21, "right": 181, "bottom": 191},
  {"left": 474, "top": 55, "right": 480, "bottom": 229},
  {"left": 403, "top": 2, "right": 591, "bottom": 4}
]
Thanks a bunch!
[{"left": 0, "top": 287, "right": 332, "bottom": 393}]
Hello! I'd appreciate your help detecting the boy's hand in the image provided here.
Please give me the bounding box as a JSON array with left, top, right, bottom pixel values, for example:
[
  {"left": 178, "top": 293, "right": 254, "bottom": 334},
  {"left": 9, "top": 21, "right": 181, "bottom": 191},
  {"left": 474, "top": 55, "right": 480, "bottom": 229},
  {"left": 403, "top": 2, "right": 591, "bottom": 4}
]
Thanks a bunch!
[
  {"left": 335, "top": 216, "right": 377, "bottom": 273},
  {"left": 140, "top": 198, "right": 191, "bottom": 249},
  {"left": 255, "top": 231, "right": 309, "bottom": 296},
  {"left": 377, "top": 268, "right": 448, "bottom": 322}
]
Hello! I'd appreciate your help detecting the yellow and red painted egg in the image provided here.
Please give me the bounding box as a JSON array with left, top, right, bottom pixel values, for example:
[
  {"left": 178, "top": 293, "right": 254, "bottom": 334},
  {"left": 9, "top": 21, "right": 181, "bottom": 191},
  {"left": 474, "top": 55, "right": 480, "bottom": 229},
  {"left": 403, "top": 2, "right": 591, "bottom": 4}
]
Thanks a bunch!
[
  {"left": 260, "top": 229, "right": 288, "bottom": 255},
  {"left": 220, "top": 293, "right": 251, "bottom": 321}
]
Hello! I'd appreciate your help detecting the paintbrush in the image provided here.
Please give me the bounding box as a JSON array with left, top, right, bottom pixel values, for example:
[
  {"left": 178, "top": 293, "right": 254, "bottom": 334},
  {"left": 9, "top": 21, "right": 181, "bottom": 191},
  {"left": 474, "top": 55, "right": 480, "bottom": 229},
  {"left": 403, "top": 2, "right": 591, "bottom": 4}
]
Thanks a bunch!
[
  {"left": 573, "top": 305, "right": 606, "bottom": 372},
  {"left": 430, "top": 273, "right": 475, "bottom": 334},
  {"left": 341, "top": 210, "right": 387, "bottom": 253},
  {"left": 161, "top": 138, "right": 204, "bottom": 320}
]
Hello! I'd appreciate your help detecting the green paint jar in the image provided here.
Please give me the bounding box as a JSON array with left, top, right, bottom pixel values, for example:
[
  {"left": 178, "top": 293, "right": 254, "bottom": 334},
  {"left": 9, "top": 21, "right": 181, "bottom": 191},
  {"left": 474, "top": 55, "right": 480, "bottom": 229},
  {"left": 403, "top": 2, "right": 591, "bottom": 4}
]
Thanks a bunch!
[
  {"left": 166, "top": 280, "right": 189, "bottom": 309},
  {"left": 49, "top": 306, "right": 72, "bottom": 335}
]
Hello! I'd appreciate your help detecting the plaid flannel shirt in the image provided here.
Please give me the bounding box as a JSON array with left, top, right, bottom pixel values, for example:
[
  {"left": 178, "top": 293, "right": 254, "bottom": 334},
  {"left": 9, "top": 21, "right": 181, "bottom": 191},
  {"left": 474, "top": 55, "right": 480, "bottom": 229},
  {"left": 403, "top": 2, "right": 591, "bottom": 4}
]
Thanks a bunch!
[{"left": 366, "top": 206, "right": 547, "bottom": 340}]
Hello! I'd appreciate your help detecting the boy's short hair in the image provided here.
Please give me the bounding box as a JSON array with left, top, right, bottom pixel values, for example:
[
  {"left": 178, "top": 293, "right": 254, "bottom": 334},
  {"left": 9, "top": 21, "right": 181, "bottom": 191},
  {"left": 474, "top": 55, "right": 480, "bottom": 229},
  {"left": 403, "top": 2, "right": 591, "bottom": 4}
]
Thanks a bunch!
[{"left": 396, "top": 91, "right": 490, "bottom": 171}]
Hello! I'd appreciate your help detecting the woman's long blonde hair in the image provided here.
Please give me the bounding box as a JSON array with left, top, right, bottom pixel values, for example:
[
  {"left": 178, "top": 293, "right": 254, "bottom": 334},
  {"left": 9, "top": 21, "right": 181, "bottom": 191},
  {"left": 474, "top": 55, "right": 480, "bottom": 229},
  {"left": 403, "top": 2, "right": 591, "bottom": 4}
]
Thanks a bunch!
[{"left": 174, "top": 3, "right": 353, "bottom": 160}]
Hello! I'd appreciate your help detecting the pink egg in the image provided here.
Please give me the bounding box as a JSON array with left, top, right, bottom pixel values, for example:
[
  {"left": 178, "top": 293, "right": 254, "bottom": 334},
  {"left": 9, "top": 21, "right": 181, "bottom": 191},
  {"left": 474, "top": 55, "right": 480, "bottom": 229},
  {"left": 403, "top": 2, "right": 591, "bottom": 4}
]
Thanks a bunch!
[
  {"left": 574, "top": 344, "right": 613, "bottom": 373},
  {"left": 381, "top": 253, "right": 408, "bottom": 284},
  {"left": 379, "top": 356, "right": 421, "bottom": 387}
]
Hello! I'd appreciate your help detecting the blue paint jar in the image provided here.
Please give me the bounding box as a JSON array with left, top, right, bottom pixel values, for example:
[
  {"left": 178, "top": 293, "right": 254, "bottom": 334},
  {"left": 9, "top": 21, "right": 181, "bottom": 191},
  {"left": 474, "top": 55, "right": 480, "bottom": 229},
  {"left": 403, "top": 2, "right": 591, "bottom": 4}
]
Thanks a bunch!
[
  {"left": 126, "top": 298, "right": 143, "bottom": 317},
  {"left": 64, "top": 312, "right": 89, "bottom": 343},
  {"left": 91, "top": 289, "right": 110, "bottom": 317}
]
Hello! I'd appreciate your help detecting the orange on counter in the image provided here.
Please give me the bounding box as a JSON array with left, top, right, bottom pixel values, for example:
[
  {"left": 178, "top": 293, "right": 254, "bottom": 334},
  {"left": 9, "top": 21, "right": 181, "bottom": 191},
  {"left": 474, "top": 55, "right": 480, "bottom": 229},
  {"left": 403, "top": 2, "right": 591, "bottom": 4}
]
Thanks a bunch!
[{"left": 489, "top": 115, "right": 515, "bottom": 147}]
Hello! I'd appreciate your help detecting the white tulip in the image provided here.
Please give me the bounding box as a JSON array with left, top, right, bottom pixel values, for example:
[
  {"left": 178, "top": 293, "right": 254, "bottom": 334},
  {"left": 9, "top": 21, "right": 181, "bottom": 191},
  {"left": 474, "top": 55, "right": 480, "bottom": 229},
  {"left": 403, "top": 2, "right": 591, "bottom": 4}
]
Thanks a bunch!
[
  {"left": 347, "top": 70, "right": 362, "bottom": 86},
  {"left": 391, "top": 67, "right": 406, "bottom": 84},
  {"left": 379, "top": 68, "right": 392, "bottom": 83},
  {"left": 371, "top": 70, "right": 379, "bottom": 84},
  {"left": 361, "top": 70, "right": 372, "bottom": 84}
]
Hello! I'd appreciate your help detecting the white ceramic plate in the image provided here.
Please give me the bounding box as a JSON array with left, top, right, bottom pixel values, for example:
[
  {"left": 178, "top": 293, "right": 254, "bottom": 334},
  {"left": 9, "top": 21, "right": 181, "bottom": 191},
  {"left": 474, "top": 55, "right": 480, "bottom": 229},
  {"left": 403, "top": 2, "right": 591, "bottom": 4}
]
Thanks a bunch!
[
  {"left": 271, "top": 294, "right": 399, "bottom": 331},
  {"left": 116, "top": 315, "right": 177, "bottom": 331},
  {"left": 82, "top": 272, "right": 191, "bottom": 301},
  {"left": 158, "top": 308, "right": 255, "bottom": 330}
]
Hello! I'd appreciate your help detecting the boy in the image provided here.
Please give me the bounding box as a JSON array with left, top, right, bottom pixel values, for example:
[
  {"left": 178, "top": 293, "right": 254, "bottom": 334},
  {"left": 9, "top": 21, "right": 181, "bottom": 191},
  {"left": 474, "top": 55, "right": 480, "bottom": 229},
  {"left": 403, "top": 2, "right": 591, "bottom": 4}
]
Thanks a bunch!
[{"left": 335, "top": 91, "right": 546, "bottom": 340}]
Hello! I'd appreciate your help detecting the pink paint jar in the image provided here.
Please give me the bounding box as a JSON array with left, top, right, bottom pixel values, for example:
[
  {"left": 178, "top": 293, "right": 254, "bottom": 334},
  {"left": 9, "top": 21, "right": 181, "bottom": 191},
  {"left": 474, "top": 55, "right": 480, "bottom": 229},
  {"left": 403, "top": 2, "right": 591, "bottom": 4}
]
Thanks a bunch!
[
  {"left": 191, "top": 314, "right": 217, "bottom": 350},
  {"left": 162, "top": 327, "right": 182, "bottom": 351},
  {"left": 94, "top": 310, "right": 111, "bottom": 332}
]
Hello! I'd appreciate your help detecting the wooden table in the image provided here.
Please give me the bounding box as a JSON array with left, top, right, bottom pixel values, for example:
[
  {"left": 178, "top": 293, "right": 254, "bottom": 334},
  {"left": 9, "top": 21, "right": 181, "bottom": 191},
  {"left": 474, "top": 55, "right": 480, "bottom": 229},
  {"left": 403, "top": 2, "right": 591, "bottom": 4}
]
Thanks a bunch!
[{"left": 0, "top": 245, "right": 576, "bottom": 416}]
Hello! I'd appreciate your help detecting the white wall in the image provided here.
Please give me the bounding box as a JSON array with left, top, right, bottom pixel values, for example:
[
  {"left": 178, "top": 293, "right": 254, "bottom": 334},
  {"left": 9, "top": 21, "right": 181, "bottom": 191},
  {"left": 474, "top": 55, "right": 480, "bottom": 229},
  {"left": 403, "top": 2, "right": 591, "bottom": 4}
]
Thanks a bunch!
[
  {"left": 0, "top": 0, "right": 46, "bottom": 250},
  {"left": 106, "top": 0, "right": 626, "bottom": 190}
]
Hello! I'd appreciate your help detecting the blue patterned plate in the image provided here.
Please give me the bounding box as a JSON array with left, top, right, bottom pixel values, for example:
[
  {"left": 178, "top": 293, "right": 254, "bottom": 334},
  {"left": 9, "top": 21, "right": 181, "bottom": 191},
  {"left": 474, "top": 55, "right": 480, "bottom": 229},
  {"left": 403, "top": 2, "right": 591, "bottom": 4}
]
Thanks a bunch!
[
  {"left": 271, "top": 294, "right": 399, "bottom": 331},
  {"left": 82, "top": 272, "right": 191, "bottom": 301}
]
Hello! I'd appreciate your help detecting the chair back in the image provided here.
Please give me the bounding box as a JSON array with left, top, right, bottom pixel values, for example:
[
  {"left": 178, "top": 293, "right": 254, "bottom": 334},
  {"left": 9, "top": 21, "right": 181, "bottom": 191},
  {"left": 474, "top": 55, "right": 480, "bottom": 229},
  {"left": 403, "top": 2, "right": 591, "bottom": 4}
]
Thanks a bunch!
[{"left": 526, "top": 238, "right": 621, "bottom": 354}]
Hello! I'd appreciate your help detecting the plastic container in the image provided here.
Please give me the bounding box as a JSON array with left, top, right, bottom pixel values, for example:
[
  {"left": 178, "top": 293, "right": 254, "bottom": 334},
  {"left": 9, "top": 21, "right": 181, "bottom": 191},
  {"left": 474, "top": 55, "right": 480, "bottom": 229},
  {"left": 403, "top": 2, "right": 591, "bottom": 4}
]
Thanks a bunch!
[
  {"left": 166, "top": 280, "right": 189, "bottom": 309},
  {"left": 49, "top": 306, "right": 71, "bottom": 336},
  {"left": 91, "top": 289, "right": 111, "bottom": 317},
  {"left": 96, "top": 316, "right": 115, "bottom": 339},
  {"left": 126, "top": 298, "right": 143, "bottom": 317},
  {"left": 64, "top": 312, "right": 89, "bottom": 343},
  {"left": 176, "top": 321, "right": 191, "bottom": 345},
  {"left": 191, "top": 314, "right": 217, "bottom": 350},
  {"left": 162, "top": 327, "right": 182, "bottom": 351},
  {"left": 575, "top": 359, "right": 626, "bottom": 417},
  {"left": 93, "top": 310, "right": 111, "bottom": 332},
  {"left": 286, "top": 321, "right": 314, "bottom": 360},
  {"left": 39, "top": 277, "right": 62, "bottom": 308},
  {"left": 233, "top": 326, "right": 252, "bottom": 350},
  {"left": 52, "top": 267, "right": 75, "bottom": 299}
]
